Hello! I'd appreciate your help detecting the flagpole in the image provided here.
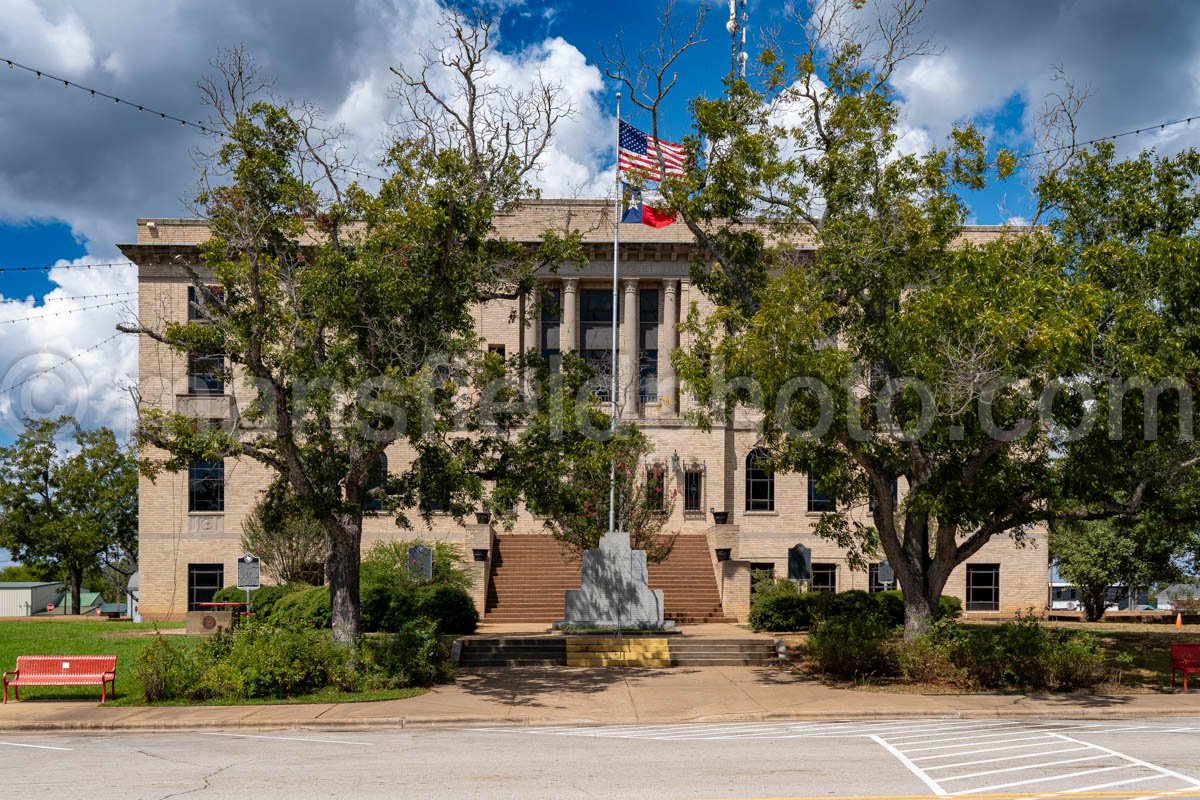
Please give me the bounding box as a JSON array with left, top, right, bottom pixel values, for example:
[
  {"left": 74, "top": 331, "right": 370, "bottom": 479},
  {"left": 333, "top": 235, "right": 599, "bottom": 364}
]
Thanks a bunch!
[{"left": 608, "top": 93, "right": 621, "bottom": 536}]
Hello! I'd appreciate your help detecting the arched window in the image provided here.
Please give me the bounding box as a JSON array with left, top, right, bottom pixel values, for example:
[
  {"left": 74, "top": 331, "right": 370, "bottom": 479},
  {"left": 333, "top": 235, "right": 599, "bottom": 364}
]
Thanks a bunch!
[
  {"left": 745, "top": 449, "right": 774, "bottom": 512},
  {"left": 364, "top": 452, "right": 387, "bottom": 512}
]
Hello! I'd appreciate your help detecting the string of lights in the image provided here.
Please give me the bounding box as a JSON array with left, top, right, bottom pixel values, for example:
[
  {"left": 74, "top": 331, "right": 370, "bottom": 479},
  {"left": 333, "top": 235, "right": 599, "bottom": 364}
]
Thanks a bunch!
[
  {"left": 0, "top": 332, "right": 126, "bottom": 395},
  {"left": 1021, "top": 114, "right": 1200, "bottom": 159},
  {"left": 1, "top": 299, "right": 133, "bottom": 325},
  {"left": 0, "top": 291, "right": 135, "bottom": 305},
  {"left": 1, "top": 56, "right": 386, "bottom": 184},
  {"left": 0, "top": 261, "right": 134, "bottom": 273}
]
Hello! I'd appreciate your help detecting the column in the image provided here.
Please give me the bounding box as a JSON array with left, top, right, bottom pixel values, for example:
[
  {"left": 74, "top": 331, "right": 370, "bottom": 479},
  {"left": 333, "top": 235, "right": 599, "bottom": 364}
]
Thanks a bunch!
[
  {"left": 561, "top": 278, "right": 578, "bottom": 353},
  {"left": 662, "top": 279, "right": 680, "bottom": 416},
  {"left": 621, "top": 278, "right": 640, "bottom": 419}
]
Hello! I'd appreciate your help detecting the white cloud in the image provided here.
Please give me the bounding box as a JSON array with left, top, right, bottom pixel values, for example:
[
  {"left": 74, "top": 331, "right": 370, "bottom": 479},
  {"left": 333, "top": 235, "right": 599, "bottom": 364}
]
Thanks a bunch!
[
  {"left": 0, "top": 0, "right": 95, "bottom": 75},
  {"left": 0, "top": 258, "right": 137, "bottom": 438},
  {"left": 0, "top": 0, "right": 615, "bottom": 440}
]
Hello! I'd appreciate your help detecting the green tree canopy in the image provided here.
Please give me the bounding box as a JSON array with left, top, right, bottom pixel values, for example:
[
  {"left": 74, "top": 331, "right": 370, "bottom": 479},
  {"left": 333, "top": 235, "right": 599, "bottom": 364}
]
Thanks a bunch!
[
  {"left": 654, "top": 0, "right": 1200, "bottom": 636},
  {"left": 123, "top": 24, "right": 582, "bottom": 645}
]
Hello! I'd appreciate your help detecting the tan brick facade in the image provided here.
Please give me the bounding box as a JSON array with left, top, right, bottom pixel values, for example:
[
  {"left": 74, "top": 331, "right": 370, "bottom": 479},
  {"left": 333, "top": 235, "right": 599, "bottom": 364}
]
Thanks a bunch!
[{"left": 122, "top": 203, "right": 1048, "bottom": 621}]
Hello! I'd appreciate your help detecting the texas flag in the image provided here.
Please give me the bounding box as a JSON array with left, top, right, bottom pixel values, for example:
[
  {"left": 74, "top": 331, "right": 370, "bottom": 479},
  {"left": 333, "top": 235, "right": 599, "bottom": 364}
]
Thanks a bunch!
[{"left": 621, "top": 184, "right": 677, "bottom": 228}]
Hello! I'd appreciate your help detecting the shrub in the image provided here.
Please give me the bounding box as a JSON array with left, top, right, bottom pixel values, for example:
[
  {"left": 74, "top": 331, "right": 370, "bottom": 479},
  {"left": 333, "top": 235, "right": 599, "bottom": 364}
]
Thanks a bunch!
[
  {"left": 360, "top": 619, "right": 454, "bottom": 687},
  {"left": 897, "top": 624, "right": 969, "bottom": 687},
  {"left": 362, "top": 540, "right": 472, "bottom": 591},
  {"left": 269, "top": 585, "right": 331, "bottom": 629},
  {"left": 937, "top": 595, "right": 963, "bottom": 620},
  {"left": 360, "top": 539, "right": 474, "bottom": 633},
  {"left": 815, "top": 590, "right": 878, "bottom": 622},
  {"left": 134, "top": 635, "right": 202, "bottom": 702},
  {"left": 750, "top": 592, "right": 818, "bottom": 632},
  {"left": 807, "top": 614, "right": 896, "bottom": 680},
  {"left": 414, "top": 584, "right": 479, "bottom": 635},
  {"left": 912, "top": 614, "right": 1113, "bottom": 691},
  {"left": 872, "top": 591, "right": 906, "bottom": 628},
  {"left": 213, "top": 583, "right": 308, "bottom": 618},
  {"left": 192, "top": 625, "right": 357, "bottom": 700}
]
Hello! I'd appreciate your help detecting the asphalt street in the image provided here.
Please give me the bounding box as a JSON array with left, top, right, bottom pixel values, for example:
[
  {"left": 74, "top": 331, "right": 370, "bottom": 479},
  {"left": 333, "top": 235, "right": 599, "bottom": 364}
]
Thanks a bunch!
[{"left": 3, "top": 718, "right": 1200, "bottom": 799}]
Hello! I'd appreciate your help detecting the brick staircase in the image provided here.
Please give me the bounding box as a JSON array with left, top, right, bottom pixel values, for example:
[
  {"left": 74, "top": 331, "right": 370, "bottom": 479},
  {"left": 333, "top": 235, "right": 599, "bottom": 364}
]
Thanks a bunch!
[{"left": 484, "top": 534, "right": 735, "bottom": 624}]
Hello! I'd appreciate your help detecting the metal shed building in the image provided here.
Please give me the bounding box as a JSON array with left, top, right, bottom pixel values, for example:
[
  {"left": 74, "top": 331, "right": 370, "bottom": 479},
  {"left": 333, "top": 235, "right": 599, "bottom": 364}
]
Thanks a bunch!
[{"left": 0, "top": 582, "right": 65, "bottom": 617}]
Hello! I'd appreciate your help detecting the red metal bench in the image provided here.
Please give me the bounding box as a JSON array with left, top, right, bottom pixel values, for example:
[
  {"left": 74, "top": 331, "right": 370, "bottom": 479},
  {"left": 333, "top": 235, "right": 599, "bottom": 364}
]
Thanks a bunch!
[
  {"left": 1170, "top": 643, "right": 1200, "bottom": 692},
  {"left": 3, "top": 656, "right": 118, "bottom": 703}
]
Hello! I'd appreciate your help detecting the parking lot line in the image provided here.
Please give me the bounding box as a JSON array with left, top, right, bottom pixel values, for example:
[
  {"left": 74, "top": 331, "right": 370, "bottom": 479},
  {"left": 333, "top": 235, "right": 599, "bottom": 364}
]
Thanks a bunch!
[
  {"left": 869, "top": 734, "right": 950, "bottom": 796},
  {"left": 0, "top": 740, "right": 72, "bottom": 751},
  {"left": 1046, "top": 734, "right": 1200, "bottom": 788},
  {"left": 953, "top": 765, "right": 1136, "bottom": 795},
  {"left": 921, "top": 746, "right": 1094, "bottom": 771},
  {"left": 936, "top": 754, "right": 1113, "bottom": 782},
  {"left": 911, "top": 740, "right": 1066, "bottom": 761},
  {"left": 905, "top": 735, "right": 1059, "bottom": 754}
]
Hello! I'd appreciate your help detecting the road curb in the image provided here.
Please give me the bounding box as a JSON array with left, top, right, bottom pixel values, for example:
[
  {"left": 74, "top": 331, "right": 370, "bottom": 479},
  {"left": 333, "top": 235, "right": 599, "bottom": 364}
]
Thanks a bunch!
[{"left": 2, "top": 704, "right": 1199, "bottom": 733}]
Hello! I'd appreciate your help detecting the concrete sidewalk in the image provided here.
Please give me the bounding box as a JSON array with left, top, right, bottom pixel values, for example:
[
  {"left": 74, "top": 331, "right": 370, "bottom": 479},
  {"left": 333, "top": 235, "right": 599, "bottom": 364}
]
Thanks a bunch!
[{"left": 3, "top": 666, "right": 1200, "bottom": 732}]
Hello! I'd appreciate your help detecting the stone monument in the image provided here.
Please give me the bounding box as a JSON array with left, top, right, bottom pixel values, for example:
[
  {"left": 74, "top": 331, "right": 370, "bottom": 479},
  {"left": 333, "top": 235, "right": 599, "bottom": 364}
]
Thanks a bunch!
[{"left": 560, "top": 529, "right": 671, "bottom": 629}]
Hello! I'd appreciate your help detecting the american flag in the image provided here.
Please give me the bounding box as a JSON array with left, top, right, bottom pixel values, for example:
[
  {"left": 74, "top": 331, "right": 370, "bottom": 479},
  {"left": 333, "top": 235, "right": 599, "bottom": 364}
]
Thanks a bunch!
[{"left": 618, "top": 120, "right": 686, "bottom": 180}]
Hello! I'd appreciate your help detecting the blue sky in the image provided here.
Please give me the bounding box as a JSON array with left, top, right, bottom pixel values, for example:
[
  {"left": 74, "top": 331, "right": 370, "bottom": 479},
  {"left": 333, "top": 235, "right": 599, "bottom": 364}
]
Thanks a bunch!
[{"left": 1, "top": 0, "right": 1199, "bottom": 452}]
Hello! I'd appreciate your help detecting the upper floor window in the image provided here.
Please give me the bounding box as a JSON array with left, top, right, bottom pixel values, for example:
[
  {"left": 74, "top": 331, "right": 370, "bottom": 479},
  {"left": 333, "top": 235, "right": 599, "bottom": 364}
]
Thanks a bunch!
[
  {"left": 187, "top": 285, "right": 223, "bottom": 322},
  {"left": 580, "top": 288, "right": 617, "bottom": 394},
  {"left": 364, "top": 452, "right": 387, "bottom": 512},
  {"left": 808, "top": 472, "right": 835, "bottom": 513},
  {"left": 746, "top": 449, "right": 774, "bottom": 512},
  {"left": 539, "top": 288, "right": 561, "bottom": 373},
  {"left": 639, "top": 288, "right": 659, "bottom": 403},
  {"left": 683, "top": 469, "right": 703, "bottom": 512},
  {"left": 187, "top": 353, "right": 225, "bottom": 396},
  {"left": 188, "top": 460, "right": 224, "bottom": 513}
]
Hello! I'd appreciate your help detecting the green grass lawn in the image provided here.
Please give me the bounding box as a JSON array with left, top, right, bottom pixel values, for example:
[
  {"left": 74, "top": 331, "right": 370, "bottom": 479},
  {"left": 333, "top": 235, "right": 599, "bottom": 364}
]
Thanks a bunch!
[
  {"left": 0, "top": 619, "right": 427, "bottom": 706},
  {"left": 0, "top": 618, "right": 184, "bottom": 703}
]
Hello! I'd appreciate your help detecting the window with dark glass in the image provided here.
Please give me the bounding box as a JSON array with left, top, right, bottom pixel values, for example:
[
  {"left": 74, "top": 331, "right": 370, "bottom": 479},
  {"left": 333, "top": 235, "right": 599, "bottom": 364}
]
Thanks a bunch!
[
  {"left": 580, "top": 288, "right": 617, "bottom": 396},
  {"left": 746, "top": 449, "right": 774, "bottom": 512},
  {"left": 684, "top": 469, "right": 703, "bottom": 512},
  {"left": 364, "top": 452, "right": 387, "bottom": 512},
  {"left": 868, "top": 479, "right": 899, "bottom": 513},
  {"left": 811, "top": 563, "right": 837, "bottom": 592},
  {"left": 487, "top": 343, "right": 506, "bottom": 363},
  {"left": 187, "top": 285, "right": 223, "bottom": 322},
  {"left": 639, "top": 288, "right": 659, "bottom": 403},
  {"left": 966, "top": 564, "right": 1000, "bottom": 611},
  {"left": 187, "top": 563, "right": 224, "bottom": 611},
  {"left": 187, "top": 353, "right": 225, "bottom": 396},
  {"left": 807, "top": 472, "right": 835, "bottom": 513},
  {"left": 645, "top": 465, "right": 666, "bottom": 511},
  {"left": 188, "top": 460, "right": 224, "bottom": 512},
  {"left": 539, "top": 288, "right": 561, "bottom": 373}
]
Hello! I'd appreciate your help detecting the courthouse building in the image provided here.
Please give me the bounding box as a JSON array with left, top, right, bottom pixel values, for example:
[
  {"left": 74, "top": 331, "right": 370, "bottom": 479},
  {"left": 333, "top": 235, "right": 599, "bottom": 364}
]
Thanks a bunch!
[{"left": 120, "top": 201, "right": 1047, "bottom": 623}]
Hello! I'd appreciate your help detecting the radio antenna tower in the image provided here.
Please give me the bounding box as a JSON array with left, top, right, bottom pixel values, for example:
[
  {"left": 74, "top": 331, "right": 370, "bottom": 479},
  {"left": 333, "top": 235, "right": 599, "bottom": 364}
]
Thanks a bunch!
[{"left": 727, "top": 0, "right": 749, "bottom": 79}]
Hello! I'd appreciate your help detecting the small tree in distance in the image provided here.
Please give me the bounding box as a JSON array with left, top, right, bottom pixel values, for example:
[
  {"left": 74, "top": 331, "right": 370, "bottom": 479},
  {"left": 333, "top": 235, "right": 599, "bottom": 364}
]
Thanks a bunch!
[
  {"left": 241, "top": 487, "right": 326, "bottom": 585},
  {"left": 0, "top": 417, "right": 137, "bottom": 614}
]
